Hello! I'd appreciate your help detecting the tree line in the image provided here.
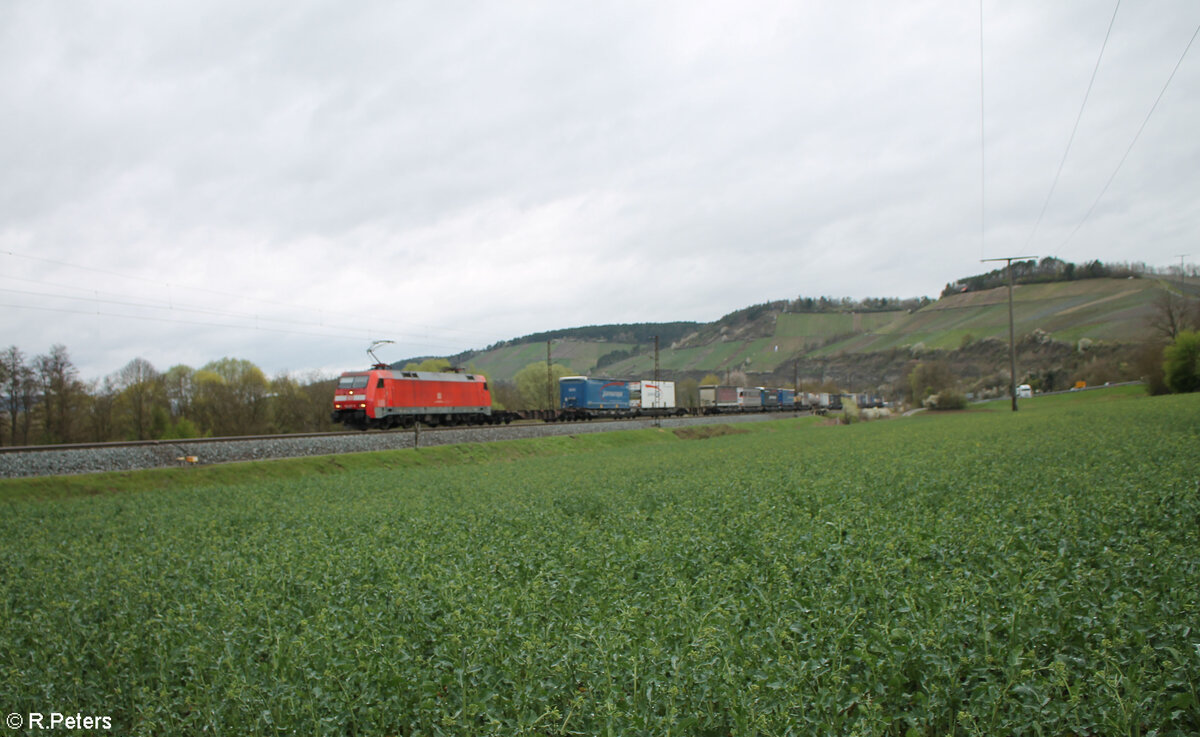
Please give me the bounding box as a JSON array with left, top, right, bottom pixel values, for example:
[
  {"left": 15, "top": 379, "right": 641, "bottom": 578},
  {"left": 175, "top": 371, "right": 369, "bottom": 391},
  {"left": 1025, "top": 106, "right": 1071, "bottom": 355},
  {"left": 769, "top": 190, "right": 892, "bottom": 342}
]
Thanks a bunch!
[
  {"left": 941, "top": 257, "right": 1195, "bottom": 297},
  {"left": 784, "top": 296, "right": 932, "bottom": 314},
  {"left": 0, "top": 344, "right": 336, "bottom": 446},
  {"left": 477, "top": 322, "right": 701, "bottom": 354}
]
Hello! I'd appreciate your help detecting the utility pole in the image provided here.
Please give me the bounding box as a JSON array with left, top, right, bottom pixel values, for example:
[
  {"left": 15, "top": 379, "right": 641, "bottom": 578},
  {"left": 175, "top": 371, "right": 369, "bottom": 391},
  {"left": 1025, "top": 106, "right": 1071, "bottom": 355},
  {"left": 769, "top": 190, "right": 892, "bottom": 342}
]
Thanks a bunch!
[
  {"left": 1176, "top": 254, "right": 1190, "bottom": 283},
  {"left": 654, "top": 335, "right": 660, "bottom": 388},
  {"left": 546, "top": 340, "right": 553, "bottom": 412},
  {"left": 793, "top": 359, "right": 801, "bottom": 415},
  {"left": 654, "top": 335, "right": 661, "bottom": 428},
  {"left": 982, "top": 255, "right": 1036, "bottom": 411}
]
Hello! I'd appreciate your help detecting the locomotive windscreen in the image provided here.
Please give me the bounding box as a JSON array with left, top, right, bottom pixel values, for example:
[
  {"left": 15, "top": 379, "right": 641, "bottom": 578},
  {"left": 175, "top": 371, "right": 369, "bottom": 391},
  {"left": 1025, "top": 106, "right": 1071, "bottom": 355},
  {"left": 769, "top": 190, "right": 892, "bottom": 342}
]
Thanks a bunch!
[{"left": 338, "top": 375, "right": 369, "bottom": 389}]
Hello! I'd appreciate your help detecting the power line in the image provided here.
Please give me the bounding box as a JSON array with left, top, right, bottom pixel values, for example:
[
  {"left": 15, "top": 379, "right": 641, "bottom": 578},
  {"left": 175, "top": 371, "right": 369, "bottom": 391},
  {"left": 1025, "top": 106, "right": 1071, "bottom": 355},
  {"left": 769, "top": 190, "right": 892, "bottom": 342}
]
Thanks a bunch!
[
  {"left": 0, "top": 301, "right": 369, "bottom": 342},
  {"left": 0, "top": 248, "right": 500, "bottom": 341},
  {"left": 1025, "top": 0, "right": 1121, "bottom": 250},
  {"left": 1060, "top": 19, "right": 1200, "bottom": 249},
  {"left": 979, "top": 0, "right": 987, "bottom": 259},
  {"left": 0, "top": 301, "right": 467, "bottom": 355},
  {"left": 0, "top": 286, "right": 472, "bottom": 351},
  {"left": 0, "top": 283, "right": 335, "bottom": 330},
  {"left": 0, "top": 277, "right": 464, "bottom": 351}
]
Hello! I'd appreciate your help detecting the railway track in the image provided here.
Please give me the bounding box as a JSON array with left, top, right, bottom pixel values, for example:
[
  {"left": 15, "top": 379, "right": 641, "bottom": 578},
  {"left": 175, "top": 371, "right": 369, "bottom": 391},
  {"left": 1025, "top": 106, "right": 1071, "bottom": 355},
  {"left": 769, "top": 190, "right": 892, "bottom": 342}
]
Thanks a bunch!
[
  {"left": 0, "top": 417, "right": 656, "bottom": 456},
  {"left": 0, "top": 411, "right": 812, "bottom": 479},
  {"left": 0, "top": 430, "right": 364, "bottom": 455}
]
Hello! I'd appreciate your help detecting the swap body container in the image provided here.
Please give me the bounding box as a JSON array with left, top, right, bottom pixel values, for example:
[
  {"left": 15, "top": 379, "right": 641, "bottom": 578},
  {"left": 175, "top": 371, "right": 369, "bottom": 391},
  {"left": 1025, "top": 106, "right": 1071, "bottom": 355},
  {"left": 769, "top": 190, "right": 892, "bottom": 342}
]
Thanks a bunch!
[
  {"left": 559, "top": 376, "right": 631, "bottom": 409},
  {"left": 699, "top": 385, "right": 740, "bottom": 410},
  {"left": 740, "top": 386, "right": 764, "bottom": 409},
  {"left": 631, "top": 380, "right": 676, "bottom": 409}
]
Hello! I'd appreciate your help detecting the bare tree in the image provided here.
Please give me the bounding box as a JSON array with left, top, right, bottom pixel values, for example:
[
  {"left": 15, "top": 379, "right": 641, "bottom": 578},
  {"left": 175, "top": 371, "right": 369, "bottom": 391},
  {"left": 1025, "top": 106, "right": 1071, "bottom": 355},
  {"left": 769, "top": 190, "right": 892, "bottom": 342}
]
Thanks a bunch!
[
  {"left": 1148, "top": 288, "right": 1196, "bottom": 341},
  {"left": 907, "top": 361, "right": 957, "bottom": 404},
  {"left": 88, "top": 376, "right": 118, "bottom": 442},
  {"left": 35, "top": 344, "right": 85, "bottom": 444},
  {"left": 1, "top": 346, "right": 28, "bottom": 444},
  {"left": 0, "top": 353, "right": 7, "bottom": 446},
  {"left": 297, "top": 373, "right": 337, "bottom": 432},
  {"left": 514, "top": 361, "right": 573, "bottom": 410},
  {"left": 162, "top": 364, "right": 196, "bottom": 421},
  {"left": 115, "top": 357, "right": 161, "bottom": 440},
  {"left": 268, "top": 372, "right": 307, "bottom": 433},
  {"left": 194, "top": 358, "right": 269, "bottom": 436}
]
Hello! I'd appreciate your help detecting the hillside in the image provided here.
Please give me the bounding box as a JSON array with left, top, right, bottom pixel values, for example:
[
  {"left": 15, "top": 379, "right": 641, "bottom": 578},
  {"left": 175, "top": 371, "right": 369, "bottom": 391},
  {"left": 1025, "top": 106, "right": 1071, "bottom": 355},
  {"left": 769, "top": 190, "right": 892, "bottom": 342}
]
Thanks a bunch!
[{"left": 445, "top": 276, "right": 1195, "bottom": 393}]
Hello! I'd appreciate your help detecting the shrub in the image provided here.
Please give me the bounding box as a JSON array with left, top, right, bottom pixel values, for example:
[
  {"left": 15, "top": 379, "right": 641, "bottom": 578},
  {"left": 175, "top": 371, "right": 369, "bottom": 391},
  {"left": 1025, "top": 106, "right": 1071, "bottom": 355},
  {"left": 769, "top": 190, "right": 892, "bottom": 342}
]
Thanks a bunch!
[
  {"left": 907, "top": 361, "right": 955, "bottom": 403},
  {"left": 1163, "top": 331, "right": 1200, "bottom": 393},
  {"left": 1135, "top": 341, "right": 1170, "bottom": 395},
  {"left": 161, "top": 417, "right": 201, "bottom": 439},
  {"left": 925, "top": 390, "right": 968, "bottom": 410}
]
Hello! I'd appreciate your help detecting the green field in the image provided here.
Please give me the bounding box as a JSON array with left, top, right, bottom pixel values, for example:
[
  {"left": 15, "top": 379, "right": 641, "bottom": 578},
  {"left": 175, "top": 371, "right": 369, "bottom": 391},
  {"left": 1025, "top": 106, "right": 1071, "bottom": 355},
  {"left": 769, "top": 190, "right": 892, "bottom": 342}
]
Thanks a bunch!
[{"left": 2, "top": 391, "right": 1198, "bottom": 735}]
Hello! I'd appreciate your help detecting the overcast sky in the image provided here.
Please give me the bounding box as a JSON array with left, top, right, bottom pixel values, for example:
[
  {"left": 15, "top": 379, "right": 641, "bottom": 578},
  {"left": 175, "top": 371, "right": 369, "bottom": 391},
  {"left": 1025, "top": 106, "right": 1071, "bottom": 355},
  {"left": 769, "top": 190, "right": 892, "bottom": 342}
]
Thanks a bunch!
[{"left": 2, "top": 1, "right": 1198, "bottom": 380}]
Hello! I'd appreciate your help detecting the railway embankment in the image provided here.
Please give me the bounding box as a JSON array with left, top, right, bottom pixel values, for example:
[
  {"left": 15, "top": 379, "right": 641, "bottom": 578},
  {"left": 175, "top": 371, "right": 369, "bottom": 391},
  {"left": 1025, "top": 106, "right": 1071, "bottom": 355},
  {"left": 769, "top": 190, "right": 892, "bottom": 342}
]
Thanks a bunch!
[{"left": 0, "top": 411, "right": 815, "bottom": 482}]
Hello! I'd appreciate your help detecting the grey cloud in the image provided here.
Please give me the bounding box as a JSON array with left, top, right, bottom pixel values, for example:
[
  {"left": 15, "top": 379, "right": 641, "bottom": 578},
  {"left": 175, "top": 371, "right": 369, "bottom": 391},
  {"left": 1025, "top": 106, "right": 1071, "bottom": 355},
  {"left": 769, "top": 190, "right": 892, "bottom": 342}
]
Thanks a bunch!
[{"left": 2, "top": 0, "right": 1198, "bottom": 378}]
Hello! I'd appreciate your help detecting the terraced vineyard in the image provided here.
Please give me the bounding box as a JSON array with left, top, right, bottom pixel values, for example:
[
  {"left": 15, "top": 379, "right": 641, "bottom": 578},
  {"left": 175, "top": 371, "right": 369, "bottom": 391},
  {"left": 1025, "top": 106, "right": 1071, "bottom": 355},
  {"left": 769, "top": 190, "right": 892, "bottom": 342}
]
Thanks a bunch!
[
  {"left": 459, "top": 277, "right": 1182, "bottom": 379},
  {"left": 1, "top": 391, "right": 1197, "bottom": 735}
]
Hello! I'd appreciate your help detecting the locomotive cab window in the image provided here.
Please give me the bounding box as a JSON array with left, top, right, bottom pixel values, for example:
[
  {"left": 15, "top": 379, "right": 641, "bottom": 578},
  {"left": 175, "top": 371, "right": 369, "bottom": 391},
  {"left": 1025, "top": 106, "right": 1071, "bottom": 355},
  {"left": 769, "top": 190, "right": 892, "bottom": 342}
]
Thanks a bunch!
[
  {"left": 376, "top": 379, "right": 385, "bottom": 389},
  {"left": 338, "top": 376, "right": 369, "bottom": 389}
]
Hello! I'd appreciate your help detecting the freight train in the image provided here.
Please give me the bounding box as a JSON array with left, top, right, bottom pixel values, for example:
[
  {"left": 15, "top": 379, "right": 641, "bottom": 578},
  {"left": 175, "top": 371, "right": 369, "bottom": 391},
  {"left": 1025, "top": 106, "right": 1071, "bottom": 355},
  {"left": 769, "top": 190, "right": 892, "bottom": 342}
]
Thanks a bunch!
[{"left": 331, "top": 367, "right": 820, "bottom": 430}]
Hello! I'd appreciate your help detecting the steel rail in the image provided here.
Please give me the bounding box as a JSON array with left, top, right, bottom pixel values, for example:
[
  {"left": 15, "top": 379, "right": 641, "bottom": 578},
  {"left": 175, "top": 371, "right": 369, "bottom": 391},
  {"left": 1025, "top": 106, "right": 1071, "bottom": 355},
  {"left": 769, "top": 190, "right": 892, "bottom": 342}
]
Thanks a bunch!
[{"left": 0, "top": 414, "right": 700, "bottom": 454}]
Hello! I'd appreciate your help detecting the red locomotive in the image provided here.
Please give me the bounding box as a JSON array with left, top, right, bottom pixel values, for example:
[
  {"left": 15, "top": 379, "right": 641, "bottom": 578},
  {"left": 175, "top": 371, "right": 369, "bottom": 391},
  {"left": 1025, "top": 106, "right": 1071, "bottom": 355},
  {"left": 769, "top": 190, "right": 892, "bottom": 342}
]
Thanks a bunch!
[{"left": 331, "top": 368, "right": 508, "bottom": 430}]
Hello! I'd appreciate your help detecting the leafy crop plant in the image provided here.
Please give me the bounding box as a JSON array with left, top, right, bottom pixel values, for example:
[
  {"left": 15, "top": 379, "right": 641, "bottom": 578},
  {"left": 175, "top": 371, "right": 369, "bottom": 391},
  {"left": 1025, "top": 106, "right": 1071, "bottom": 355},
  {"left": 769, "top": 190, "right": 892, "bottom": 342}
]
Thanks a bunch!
[{"left": 1, "top": 391, "right": 1197, "bottom": 735}]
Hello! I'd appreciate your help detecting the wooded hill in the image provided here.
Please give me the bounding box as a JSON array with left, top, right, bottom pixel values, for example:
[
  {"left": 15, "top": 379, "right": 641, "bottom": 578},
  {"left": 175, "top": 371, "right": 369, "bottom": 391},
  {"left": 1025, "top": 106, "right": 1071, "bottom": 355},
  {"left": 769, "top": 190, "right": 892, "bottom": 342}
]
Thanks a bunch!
[{"left": 433, "top": 271, "right": 1197, "bottom": 396}]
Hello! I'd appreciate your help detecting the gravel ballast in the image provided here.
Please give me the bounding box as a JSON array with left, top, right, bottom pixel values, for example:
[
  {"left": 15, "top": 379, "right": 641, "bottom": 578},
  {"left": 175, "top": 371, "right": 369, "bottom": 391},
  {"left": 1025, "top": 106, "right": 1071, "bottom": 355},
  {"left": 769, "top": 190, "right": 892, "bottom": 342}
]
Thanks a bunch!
[{"left": 0, "top": 412, "right": 811, "bottom": 479}]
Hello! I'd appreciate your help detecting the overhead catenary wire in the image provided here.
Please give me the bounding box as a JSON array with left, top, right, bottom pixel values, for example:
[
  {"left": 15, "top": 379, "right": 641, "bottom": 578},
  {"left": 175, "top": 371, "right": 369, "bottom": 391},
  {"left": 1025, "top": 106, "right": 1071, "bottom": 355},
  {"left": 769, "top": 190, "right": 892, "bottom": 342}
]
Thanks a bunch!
[
  {"left": 0, "top": 249, "right": 491, "bottom": 358},
  {"left": 1025, "top": 0, "right": 1121, "bottom": 250},
  {"left": 0, "top": 248, "right": 499, "bottom": 342},
  {"left": 979, "top": 0, "right": 987, "bottom": 260},
  {"left": 0, "top": 284, "right": 469, "bottom": 351},
  {"left": 0, "top": 301, "right": 464, "bottom": 355},
  {"left": 0, "top": 246, "right": 513, "bottom": 368},
  {"left": 1059, "top": 19, "right": 1200, "bottom": 249}
]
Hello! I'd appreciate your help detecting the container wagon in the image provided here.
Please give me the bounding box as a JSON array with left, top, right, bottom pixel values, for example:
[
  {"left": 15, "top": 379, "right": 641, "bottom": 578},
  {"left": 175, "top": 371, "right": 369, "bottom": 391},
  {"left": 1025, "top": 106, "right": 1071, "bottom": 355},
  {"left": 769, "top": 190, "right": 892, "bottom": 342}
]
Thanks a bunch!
[
  {"left": 699, "top": 385, "right": 740, "bottom": 414},
  {"left": 740, "top": 386, "right": 764, "bottom": 410},
  {"left": 559, "top": 376, "right": 633, "bottom": 419},
  {"left": 630, "top": 380, "right": 680, "bottom": 415},
  {"left": 761, "top": 387, "right": 779, "bottom": 409},
  {"left": 777, "top": 388, "right": 796, "bottom": 408}
]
